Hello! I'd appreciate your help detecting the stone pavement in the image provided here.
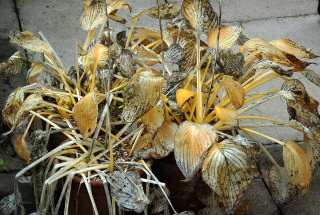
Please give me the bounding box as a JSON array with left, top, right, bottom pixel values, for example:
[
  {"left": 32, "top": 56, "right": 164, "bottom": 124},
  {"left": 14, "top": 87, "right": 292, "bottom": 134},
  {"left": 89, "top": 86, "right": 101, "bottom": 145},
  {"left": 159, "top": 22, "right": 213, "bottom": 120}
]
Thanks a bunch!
[{"left": 0, "top": 0, "right": 320, "bottom": 214}]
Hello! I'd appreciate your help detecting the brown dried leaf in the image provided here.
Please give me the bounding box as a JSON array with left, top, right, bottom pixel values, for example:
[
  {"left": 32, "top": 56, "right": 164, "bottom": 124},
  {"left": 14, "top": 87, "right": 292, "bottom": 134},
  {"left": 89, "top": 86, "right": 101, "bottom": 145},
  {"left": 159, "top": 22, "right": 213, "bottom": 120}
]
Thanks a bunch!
[
  {"left": 207, "top": 25, "right": 243, "bottom": 49},
  {"left": 115, "top": 48, "right": 136, "bottom": 78},
  {"left": 270, "top": 39, "right": 318, "bottom": 59},
  {"left": 0, "top": 51, "right": 22, "bottom": 79},
  {"left": 202, "top": 139, "right": 252, "bottom": 213},
  {"left": 268, "top": 166, "right": 298, "bottom": 206},
  {"left": 283, "top": 140, "right": 312, "bottom": 195},
  {"left": 9, "top": 31, "right": 51, "bottom": 53},
  {"left": 221, "top": 79, "right": 245, "bottom": 109},
  {"left": 174, "top": 121, "right": 217, "bottom": 180},
  {"left": 135, "top": 121, "right": 178, "bottom": 159},
  {"left": 181, "top": 0, "right": 218, "bottom": 34},
  {"left": 121, "top": 71, "right": 164, "bottom": 123},
  {"left": 164, "top": 44, "right": 184, "bottom": 64},
  {"left": 301, "top": 70, "right": 320, "bottom": 88},
  {"left": 176, "top": 88, "right": 196, "bottom": 108},
  {"left": 214, "top": 106, "right": 238, "bottom": 127},
  {"left": 73, "top": 91, "right": 98, "bottom": 139},
  {"left": 86, "top": 43, "right": 109, "bottom": 70},
  {"left": 252, "top": 60, "right": 293, "bottom": 77},
  {"left": 243, "top": 38, "right": 292, "bottom": 67},
  {"left": 109, "top": 171, "right": 149, "bottom": 213},
  {"left": 139, "top": 2, "right": 180, "bottom": 20},
  {"left": 141, "top": 105, "right": 165, "bottom": 134},
  {"left": 216, "top": 49, "right": 245, "bottom": 78},
  {"left": 179, "top": 42, "right": 197, "bottom": 75},
  {"left": 282, "top": 52, "right": 312, "bottom": 69}
]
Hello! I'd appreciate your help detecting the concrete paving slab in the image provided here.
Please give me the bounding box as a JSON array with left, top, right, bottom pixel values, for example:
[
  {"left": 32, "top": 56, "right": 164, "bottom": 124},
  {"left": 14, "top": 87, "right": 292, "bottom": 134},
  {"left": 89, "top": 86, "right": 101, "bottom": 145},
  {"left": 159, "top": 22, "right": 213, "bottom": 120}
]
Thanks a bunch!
[{"left": 0, "top": 0, "right": 27, "bottom": 110}]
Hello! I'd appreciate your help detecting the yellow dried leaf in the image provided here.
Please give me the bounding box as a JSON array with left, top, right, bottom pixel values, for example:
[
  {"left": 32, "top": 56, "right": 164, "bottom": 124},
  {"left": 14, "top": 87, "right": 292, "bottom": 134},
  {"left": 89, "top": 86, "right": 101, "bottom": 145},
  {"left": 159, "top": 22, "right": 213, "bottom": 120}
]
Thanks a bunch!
[
  {"left": 207, "top": 25, "right": 243, "bottom": 48},
  {"left": 141, "top": 105, "right": 165, "bottom": 134},
  {"left": 270, "top": 39, "right": 318, "bottom": 59},
  {"left": 73, "top": 91, "right": 98, "bottom": 139},
  {"left": 214, "top": 106, "right": 238, "bottom": 126},
  {"left": 12, "top": 135, "right": 31, "bottom": 163},
  {"left": 181, "top": 0, "right": 218, "bottom": 34},
  {"left": 86, "top": 43, "right": 109, "bottom": 70},
  {"left": 283, "top": 140, "right": 312, "bottom": 195},
  {"left": 121, "top": 71, "right": 164, "bottom": 123},
  {"left": 132, "top": 28, "right": 161, "bottom": 42},
  {"left": 136, "top": 45, "right": 160, "bottom": 66},
  {"left": 221, "top": 79, "right": 245, "bottom": 109},
  {"left": 81, "top": 0, "right": 132, "bottom": 30},
  {"left": 9, "top": 31, "right": 51, "bottom": 53},
  {"left": 174, "top": 121, "right": 217, "bottom": 180},
  {"left": 176, "top": 89, "right": 196, "bottom": 108},
  {"left": 243, "top": 38, "right": 292, "bottom": 67},
  {"left": 202, "top": 139, "right": 252, "bottom": 213}
]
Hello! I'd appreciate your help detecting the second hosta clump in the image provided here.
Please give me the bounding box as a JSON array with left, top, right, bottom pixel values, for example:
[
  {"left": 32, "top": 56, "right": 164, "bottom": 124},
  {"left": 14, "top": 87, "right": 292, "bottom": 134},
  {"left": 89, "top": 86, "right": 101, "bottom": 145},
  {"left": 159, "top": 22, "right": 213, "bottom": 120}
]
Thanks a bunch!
[{"left": 0, "top": 0, "right": 320, "bottom": 214}]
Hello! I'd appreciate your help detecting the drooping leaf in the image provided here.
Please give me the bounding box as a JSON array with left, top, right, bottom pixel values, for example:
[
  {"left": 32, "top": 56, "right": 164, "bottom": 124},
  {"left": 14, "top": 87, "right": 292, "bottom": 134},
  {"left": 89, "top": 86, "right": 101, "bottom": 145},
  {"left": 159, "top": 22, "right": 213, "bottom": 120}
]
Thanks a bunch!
[
  {"left": 221, "top": 79, "right": 245, "bottom": 109},
  {"left": 148, "top": 185, "right": 170, "bottom": 214},
  {"left": 121, "top": 71, "right": 164, "bottom": 123},
  {"left": 174, "top": 121, "right": 217, "bottom": 180},
  {"left": 140, "top": 105, "right": 165, "bottom": 134},
  {"left": 268, "top": 166, "right": 298, "bottom": 206},
  {"left": 136, "top": 45, "right": 160, "bottom": 66},
  {"left": 135, "top": 121, "right": 178, "bottom": 159},
  {"left": 270, "top": 38, "right": 318, "bottom": 59},
  {"left": 73, "top": 91, "right": 98, "bottom": 139},
  {"left": 109, "top": 171, "right": 149, "bottom": 213},
  {"left": 176, "top": 88, "right": 196, "bottom": 108},
  {"left": 138, "top": 2, "right": 180, "bottom": 20},
  {"left": 283, "top": 140, "right": 312, "bottom": 195},
  {"left": 202, "top": 139, "right": 252, "bottom": 213},
  {"left": 0, "top": 51, "right": 23, "bottom": 79},
  {"left": 9, "top": 31, "right": 51, "bottom": 53},
  {"left": 207, "top": 25, "right": 243, "bottom": 49},
  {"left": 243, "top": 38, "right": 292, "bottom": 67},
  {"left": 282, "top": 52, "right": 313, "bottom": 69},
  {"left": 181, "top": 0, "right": 218, "bottom": 34},
  {"left": 214, "top": 106, "right": 238, "bottom": 127},
  {"left": 252, "top": 59, "right": 293, "bottom": 77},
  {"left": 164, "top": 44, "right": 184, "bottom": 64},
  {"left": 80, "top": 0, "right": 132, "bottom": 30},
  {"left": 132, "top": 28, "right": 161, "bottom": 42},
  {"left": 86, "top": 43, "right": 109, "bottom": 70}
]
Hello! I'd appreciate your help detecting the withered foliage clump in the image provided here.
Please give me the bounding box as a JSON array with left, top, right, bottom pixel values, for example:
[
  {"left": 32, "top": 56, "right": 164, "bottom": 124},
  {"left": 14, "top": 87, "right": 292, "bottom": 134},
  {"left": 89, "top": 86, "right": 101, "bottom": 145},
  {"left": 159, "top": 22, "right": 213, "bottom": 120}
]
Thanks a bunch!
[{"left": 1, "top": 0, "right": 320, "bottom": 214}]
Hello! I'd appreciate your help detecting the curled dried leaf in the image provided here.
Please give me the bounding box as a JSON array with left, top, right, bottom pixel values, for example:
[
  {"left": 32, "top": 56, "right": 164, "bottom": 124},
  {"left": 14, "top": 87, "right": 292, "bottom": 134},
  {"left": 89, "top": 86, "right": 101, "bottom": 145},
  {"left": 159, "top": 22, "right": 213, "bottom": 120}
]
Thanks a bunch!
[
  {"left": 216, "top": 49, "right": 244, "bottom": 78},
  {"left": 174, "top": 121, "right": 217, "bottom": 180},
  {"left": 9, "top": 31, "right": 51, "bottom": 53},
  {"left": 301, "top": 70, "right": 320, "bottom": 88},
  {"left": 243, "top": 38, "right": 292, "bottom": 67},
  {"left": 252, "top": 60, "right": 293, "bottom": 77},
  {"left": 270, "top": 39, "right": 318, "bottom": 59},
  {"left": 283, "top": 140, "right": 312, "bottom": 195},
  {"left": 148, "top": 185, "right": 170, "bottom": 214},
  {"left": 176, "top": 89, "right": 196, "bottom": 108},
  {"left": 141, "top": 105, "right": 165, "bottom": 134},
  {"left": 135, "top": 121, "right": 178, "bottom": 159},
  {"left": 121, "top": 71, "right": 164, "bottom": 123},
  {"left": 86, "top": 43, "right": 109, "bottom": 70},
  {"left": 140, "top": 2, "right": 180, "bottom": 20},
  {"left": 136, "top": 45, "right": 160, "bottom": 66},
  {"left": 268, "top": 166, "right": 298, "bottom": 206},
  {"left": 214, "top": 106, "right": 238, "bottom": 127},
  {"left": 202, "top": 139, "right": 252, "bottom": 213},
  {"left": 207, "top": 25, "right": 243, "bottom": 49},
  {"left": 81, "top": 0, "right": 132, "bottom": 30},
  {"left": 0, "top": 51, "right": 22, "bottom": 79},
  {"left": 73, "top": 91, "right": 98, "bottom": 139},
  {"left": 181, "top": 0, "right": 218, "bottom": 34},
  {"left": 221, "top": 79, "right": 245, "bottom": 109},
  {"left": 115, "top": 48, "right": 136, "bottom": 78}
]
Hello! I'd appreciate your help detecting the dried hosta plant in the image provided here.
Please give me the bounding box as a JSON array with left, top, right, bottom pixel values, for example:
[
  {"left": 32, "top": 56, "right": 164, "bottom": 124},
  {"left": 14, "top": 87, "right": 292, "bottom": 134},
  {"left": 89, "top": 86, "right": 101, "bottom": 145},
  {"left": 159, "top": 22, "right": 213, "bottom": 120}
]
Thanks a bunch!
[{"left": 2, "top": 0, "right": 320, "bottom": 214}]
